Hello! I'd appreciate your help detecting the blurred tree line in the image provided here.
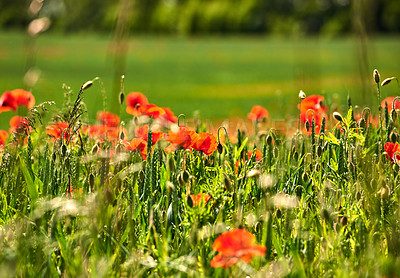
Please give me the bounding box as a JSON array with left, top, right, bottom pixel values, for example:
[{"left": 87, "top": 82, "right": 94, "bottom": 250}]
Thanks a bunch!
[{"left": 0, "top": 0, "right": 399, "bottom": 35}]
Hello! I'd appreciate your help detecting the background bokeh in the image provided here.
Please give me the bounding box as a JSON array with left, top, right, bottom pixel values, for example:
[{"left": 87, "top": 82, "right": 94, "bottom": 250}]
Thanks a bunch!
[{"left": 0, "top": 0, "right": 399, "bottom": 128}]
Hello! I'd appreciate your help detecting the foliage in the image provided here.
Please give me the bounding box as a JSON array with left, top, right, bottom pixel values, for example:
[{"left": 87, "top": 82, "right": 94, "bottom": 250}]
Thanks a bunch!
[
  {"left": 1, "top": 71, "right": 400, "bottom": 277},
  {"left": 1, "top": 0, "right": 400, "bottom": 35}
]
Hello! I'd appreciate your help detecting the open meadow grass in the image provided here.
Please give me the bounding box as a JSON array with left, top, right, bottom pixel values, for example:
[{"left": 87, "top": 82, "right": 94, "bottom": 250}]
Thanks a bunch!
[{"left": 1, "top": 31, "right": 400, "bottom": 127}]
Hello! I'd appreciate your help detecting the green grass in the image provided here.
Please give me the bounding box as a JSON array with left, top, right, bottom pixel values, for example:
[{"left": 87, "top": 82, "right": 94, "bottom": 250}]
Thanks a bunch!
[{"left": 0, "top": 31, "right": 400, "bottom": 128}]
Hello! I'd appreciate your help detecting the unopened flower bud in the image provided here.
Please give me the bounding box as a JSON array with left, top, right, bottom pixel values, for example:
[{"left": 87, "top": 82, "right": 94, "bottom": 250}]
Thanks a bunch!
[
  {"left": 81, "top": 80, "right": 93, "bottom": 91},
  {"left": 381, "top": 77, "right": 395, "bottom": 87},
  {"left": 217, "top": 143, "right": 223, "bottom": 154},
  {"left": 333, "top": 112, "right": 343, "bottom": 122},
  {"left": 298, "top": 90, "right": 306, "bottom": 99},
  {"left": 373, "top": 69, "right": 380, "bottom": 84}
]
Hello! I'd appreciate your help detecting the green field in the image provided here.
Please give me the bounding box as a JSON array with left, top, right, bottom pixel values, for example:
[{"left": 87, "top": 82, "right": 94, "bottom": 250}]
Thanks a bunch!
[{"left": 0, "top": 31, "right": 399, "bottom": 126}]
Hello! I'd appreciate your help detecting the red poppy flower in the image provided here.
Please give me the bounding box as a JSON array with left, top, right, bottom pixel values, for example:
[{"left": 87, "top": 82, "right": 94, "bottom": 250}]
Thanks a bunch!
[
  {"left": 298, "top": 95, "right": 327, "bottom": 135},
  {"left": 122, "top": 138, "right": 148, "bottom": 160},
  {"left": 161, "top": 107, "right": 178, "bottom": 123},
  {"left": 192, "top": 132, "right": 218, "bottom": 155},
  {"left": 384, "top": 142, "right": 400, "bottom": 163},
  {"left": 138, "top": 104, "right": 166, "bottom": 119},
  {"left": 381, "top": 96, "right": 400, "bottom": 113},
  {"left": 235, "top": 149, "right": 263, "bottom": 174},
  {"left": 210, "top": 229, "right": 266, "bottom": 268},
  {"left": 165, "top": 126, "right": 198, "bottom": 150},
  {"left": 135, "top": 125, "right": 163, "bottom": 145},
  {"left": 0, "top": 130, "right": 8, "bottom": 147},
  {"left": 9, "top": 116, "right": 30, "bottom": 134},
  {"left": 247, "top": 149, "right": 263, "bottom": 162},
  {"left": 126, "top": 92, "right": 148, "bottom": 115},
  {"left": 247, "top": 105, "right": 269, "bottom": 122},
  {"left": 46, "top": 122, "right": 70, "bottom": 140},
  {"left": 190, "top": 193, "right": 211, "bottom": 206},
  {"left": 97, "top": 111, "right": 119, "bottom": 127},
  {"left": 88, "top": 125, "right": 125, "bottom": 143},
  {"left": 0, "top": 89, "right": 35, "bottom": 113}
]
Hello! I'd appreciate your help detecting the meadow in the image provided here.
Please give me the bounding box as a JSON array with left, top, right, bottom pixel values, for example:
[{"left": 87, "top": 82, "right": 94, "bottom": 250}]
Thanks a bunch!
[
  {"left": 0, "top": 31, "right": 400, "bottom": 277},
  {"left": 1, "top": 31, "right": 400, "bottom": 124}
]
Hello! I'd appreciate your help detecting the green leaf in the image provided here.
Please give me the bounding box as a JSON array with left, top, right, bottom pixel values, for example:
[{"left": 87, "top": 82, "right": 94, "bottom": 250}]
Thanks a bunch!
[{"left": 20, "top": 155, "right": 39, "bottom": 202}]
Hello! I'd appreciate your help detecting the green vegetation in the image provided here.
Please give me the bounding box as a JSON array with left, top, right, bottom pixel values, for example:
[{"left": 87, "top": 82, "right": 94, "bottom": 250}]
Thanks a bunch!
[
  {"left": 1, "top": 31, "right": 400, "bottom": 127},
  {"left": 0, "top": 70, "right": 400, "bottom": 276}
]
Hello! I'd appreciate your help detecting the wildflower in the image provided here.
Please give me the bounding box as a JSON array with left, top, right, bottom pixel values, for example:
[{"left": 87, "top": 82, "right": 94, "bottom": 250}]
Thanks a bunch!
[
  {"left": 190, "top": 193, "right": 211, "bottom": 206},
  {"left": 125, "top": 92, "right": 148, "bottom": 115},
  {"left": 247, "top": 105, "right": 269, "bottom": 122},
  {"left": 384, "top": 142, "right": 400, "bottom": 163},
  {"left": 46, "top": 122, "right": 70, "bottom": 140},
  {"left": 164, "top": 126, "right": 198, "bottom": 150},
  {"left": 210, "top": 229, "right": 266, "bottom": 268},
  {"left": 192, "top": 132, "right": 218, "bottom": 155},
  {"left": 0, "top": 130, "right": 8, "bottom": 147},
  {"left": 138, "top": 104, "right": 166, "bottom": 119},
  {"left": 135, "top": 125, "right": 163, "bottom": 145},
  {"left": 381, "top": 97, "right": 400, "bottom": 113},
  {"left": 161, "top": 107, "right": 178, "bottom": 123},
  {"left": 122, "top": 138, "right": 147, "bottom": 159},
  {"left": 9, "top": 116, "right": 30, "bottom": 135},
  {"left": 97, "top": 111, "right": 119, "bottom": 127},
  {"left": 0, "top": 89, "right": 35, "bottom": 113},
  {"left": 298, "top": 95, "right": 328, "bottom": 135}
]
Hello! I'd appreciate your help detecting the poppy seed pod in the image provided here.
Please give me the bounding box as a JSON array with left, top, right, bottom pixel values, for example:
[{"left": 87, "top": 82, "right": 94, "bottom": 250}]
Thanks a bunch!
[
  {"left": 373, "top": 69, "right": 380, "bottom": 84},
  {"left": 333, "top": 112, "right": 343, "bottom": 122}
]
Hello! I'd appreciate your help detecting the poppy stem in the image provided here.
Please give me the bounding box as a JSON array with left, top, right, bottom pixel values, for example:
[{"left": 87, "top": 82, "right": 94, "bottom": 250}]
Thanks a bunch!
[
  {"left": 217, "top": 126, "right": 229, "bottom": 145},
  {"left": 178, "top": 114, "right": 185, "bottom": 126}
]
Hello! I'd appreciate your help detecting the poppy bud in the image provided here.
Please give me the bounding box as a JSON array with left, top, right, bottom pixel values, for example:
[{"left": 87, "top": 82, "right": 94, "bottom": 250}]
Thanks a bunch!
[
  {"left": 217, "top": 143, "right": 223, "bottom": 154},
  {"left": 381, "top": 77, "right": 395, "bottom": 87},
  {"left": 305, "top": 121, "right": 310, "bottom": 132},
  {"left": 276, "top": 208, "right": 282, "bottom": 218},
  {"left": 333, "top": 112, "right": 343, "bottom": 122},
  {"left": 380, "top": 185, "right": 390, "bottom": 199},
  {"left": 373, "top": 69, "right": 380, "bottom": 84},
  {"left": 168, "top": 156, "right": 176, "bottom": 172},
  {"left": 359, "top": 118, "right": 366, "bottom": 129},
  {"left": 340, "top": 216, "right": 348, "bottom": 226},
  {"left": 317, "top": 145, "right": 322, "bottom": 157},
  {"left": 61, "top": 144, "right": 67, "bottom": 157},
  {"left": 119, "top": 92, "right": 125, "bottom": 105},
  {"left": 89, "top": 173, "right": 95, "bottom": 188},
  {"left": 92, "top": 144, "right": 99, "bottom": 154},
  {"left": 302, "top": 172, "right": 308, "bottom": 183},
  {"left": 298, "top": 90, "right": 306, "bottom": 99},
  {"left": 81, "top": 80, "right": 93, "bottom": 91},
  {"left": 391, "top": 109, "right": 397, "bottom": 121},
  {"left": 390, "top": 132, "right": 398, "bottom": 143},
  {"left": 266, "top": 135, "right": 273, "bottom": 145}
]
